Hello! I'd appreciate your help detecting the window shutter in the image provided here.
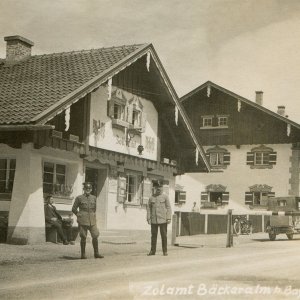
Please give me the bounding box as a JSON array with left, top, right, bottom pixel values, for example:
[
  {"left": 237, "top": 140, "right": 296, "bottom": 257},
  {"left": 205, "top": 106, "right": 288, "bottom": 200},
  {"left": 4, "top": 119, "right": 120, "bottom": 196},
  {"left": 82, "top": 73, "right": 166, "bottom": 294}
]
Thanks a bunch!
[
  {"left": 142, "top": 178, "right": 152, "bottom": 205},
  {"left": 205, "top": 153, "right": 210, "bottom": 162},
  {"left": 268, "top": 192, "right": 275, "bottom": 198},
  {"left": 117, "top": 175, "right": 127, "bottom": 203},
  {"left": 222, "top": 192, "right": 229, "bottom": 205},
  {"left": 127, "top": 104, "right": 133, "bottom": 123},
  {"left": 245, "top": 192, "right": 253, "bottom": 205},
  {"left": 201, "top": 192, "right": 208, "bottom": 204},
  {"left": 141, "top": 112, "right": 147, "bottom": 132},
  {"left": 246, "top": 152, "right": 254, "bottom": 165},
  {"left": 223, "top": 153, "right": 231, "bottom": 165},
  {"left": 108, "top": 100, "right": 114, "bottom": 118},
  {"left": 163, "top": 180, "right": 169, "bottom": 196},
  {"left": 179, "top": 191, "right": 186, "bottom": 202},
  {"left": 269, "top": 152, "right": 277, "bottom": 165}
]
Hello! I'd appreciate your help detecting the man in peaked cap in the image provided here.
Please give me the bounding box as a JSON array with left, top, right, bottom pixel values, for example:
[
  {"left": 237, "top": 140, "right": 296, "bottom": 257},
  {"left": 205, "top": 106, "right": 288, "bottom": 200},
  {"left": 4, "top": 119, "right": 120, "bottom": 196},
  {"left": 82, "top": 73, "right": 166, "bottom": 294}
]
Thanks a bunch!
[
  {"left": 72, "top": 182, "right": 104, "bottom": 259},
  {"left": 146, "top": 180, "right": 172, "bottom": 256}
]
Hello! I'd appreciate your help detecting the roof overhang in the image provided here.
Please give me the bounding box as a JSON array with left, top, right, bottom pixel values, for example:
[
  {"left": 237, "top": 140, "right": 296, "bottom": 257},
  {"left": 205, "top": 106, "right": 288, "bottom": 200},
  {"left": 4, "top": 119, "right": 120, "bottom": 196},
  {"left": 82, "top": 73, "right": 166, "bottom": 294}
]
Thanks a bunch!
[{"left": 30, "top": 44, "right": 210, "bottom": 172}]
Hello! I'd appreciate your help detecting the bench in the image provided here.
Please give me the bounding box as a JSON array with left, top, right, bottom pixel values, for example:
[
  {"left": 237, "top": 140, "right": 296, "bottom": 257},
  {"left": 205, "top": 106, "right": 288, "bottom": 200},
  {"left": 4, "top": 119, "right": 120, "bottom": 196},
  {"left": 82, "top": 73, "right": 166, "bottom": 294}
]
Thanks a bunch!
[{"left": 45, "top": 210, "right": 78, "bottom": 243}]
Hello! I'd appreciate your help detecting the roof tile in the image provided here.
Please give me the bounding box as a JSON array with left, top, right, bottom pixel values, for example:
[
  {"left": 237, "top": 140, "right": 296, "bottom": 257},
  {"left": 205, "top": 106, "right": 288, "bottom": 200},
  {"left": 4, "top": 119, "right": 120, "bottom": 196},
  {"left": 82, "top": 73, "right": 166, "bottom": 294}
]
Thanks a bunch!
[{"left": 0, "top": 44, "right": 144, "bottom": 124}]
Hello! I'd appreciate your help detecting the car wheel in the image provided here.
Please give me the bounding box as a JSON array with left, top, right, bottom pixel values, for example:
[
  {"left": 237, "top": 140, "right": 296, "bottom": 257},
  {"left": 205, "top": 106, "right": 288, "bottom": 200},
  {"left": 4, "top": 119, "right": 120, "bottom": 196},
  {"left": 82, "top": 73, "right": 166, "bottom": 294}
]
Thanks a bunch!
[
  {"left": 269, "top": 232, "right": 276, "bottom": 241},
  {"left": 286, "top": 233, "right": 294, "bottom": 240}
]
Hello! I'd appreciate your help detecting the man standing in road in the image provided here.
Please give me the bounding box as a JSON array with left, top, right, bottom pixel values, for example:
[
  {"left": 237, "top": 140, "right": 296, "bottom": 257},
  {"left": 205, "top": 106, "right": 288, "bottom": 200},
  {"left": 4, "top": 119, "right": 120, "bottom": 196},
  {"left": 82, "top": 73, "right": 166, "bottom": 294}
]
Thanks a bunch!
[
  {"left": 72, "top": 182, "right": 104, "bottom": 259},
  {"left": 147, "top": 180, "right": 172, "bottom": 256}
]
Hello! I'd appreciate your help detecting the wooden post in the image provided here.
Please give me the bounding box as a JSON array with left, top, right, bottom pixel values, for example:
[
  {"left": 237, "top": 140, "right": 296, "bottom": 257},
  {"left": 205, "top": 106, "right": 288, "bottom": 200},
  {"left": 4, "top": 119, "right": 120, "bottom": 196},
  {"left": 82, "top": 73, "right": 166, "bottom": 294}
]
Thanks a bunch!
[
  {"left": 171, "top": 214, "right": 177, "bottom": 246},
  {"left": 226, "top": 209, "right": 233, "bottom": 248},
  {"left": 178, "top": 211, "right": 182, "bottom": 236}
]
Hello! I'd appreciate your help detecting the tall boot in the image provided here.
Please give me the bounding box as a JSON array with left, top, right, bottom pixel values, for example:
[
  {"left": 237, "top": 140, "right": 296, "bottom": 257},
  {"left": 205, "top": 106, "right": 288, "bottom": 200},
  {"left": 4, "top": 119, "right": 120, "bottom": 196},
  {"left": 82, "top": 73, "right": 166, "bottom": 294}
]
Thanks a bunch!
[
  {"left": 80, "top": 241, "right": 87, "bottom": 259},
  {"left": 92, "top": 238, "right": 104, "bottom": 259}
]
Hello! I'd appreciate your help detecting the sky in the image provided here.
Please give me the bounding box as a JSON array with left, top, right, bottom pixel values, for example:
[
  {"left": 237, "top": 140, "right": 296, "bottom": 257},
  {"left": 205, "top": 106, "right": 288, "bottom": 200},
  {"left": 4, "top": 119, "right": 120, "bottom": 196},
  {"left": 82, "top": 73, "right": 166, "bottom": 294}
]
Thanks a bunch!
[{"left": 1, "top": 0, "right": 300, "bottom": 122}]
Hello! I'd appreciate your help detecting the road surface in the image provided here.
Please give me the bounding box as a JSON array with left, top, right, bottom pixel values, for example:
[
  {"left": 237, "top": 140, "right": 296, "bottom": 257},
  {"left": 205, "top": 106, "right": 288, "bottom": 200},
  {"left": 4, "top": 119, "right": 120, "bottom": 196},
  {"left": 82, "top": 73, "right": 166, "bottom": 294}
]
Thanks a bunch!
[{"left": 1, "top": 234, "right": 300, "bottom": 299}]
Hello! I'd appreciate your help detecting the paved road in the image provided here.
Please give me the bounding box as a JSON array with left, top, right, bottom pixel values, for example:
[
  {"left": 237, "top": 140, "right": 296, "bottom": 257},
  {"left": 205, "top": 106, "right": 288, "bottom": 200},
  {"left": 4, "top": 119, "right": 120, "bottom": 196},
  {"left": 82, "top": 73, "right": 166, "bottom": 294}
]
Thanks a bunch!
[{"left": 1, "top": 234, "right": 300, "bottom": 299}]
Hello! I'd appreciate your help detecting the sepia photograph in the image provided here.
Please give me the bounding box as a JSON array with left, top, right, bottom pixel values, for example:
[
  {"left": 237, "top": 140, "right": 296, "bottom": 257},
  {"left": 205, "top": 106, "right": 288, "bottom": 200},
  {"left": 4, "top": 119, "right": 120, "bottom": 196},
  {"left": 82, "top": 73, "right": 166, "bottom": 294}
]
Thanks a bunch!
[{"left": 1, "top": 0, "right": 300, "bottom": 299}]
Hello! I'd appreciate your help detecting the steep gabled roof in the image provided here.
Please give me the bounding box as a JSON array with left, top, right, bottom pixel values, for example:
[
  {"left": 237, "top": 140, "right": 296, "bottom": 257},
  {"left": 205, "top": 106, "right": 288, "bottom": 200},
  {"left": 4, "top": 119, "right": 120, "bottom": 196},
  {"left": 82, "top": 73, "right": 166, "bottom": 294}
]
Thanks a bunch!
[
  {"left": 0, "top": 41, "right": 210, "bottom": 171},
  {"left": 181, "top": 81, "right": 300, "bottom": 130}
]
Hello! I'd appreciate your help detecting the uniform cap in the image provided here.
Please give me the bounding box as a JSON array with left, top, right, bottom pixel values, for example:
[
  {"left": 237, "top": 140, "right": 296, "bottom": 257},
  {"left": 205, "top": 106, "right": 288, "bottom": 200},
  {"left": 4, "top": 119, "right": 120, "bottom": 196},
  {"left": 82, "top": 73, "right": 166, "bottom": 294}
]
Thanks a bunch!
[{"left": 83, "top": 182, "right": 93, "bottom": 189}]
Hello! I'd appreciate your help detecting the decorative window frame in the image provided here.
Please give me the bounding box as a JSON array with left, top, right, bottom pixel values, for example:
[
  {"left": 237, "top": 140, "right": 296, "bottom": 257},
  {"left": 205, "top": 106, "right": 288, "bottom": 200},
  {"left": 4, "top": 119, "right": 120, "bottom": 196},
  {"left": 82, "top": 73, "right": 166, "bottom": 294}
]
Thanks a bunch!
[
  {"left": 205, "top": 146, "right": 230, "bottom": 169},
  {"left": 201, "top": 184, "right": 229, "bottom": 208},
  {"left": 245, "top": 184, "right": 274, "bottom": 207},
  {"left": 108, "top": 90, "right": 146, "bottom": 133},
  {"left": 246, "top": 145, "right": 277, "bottom": 169}
]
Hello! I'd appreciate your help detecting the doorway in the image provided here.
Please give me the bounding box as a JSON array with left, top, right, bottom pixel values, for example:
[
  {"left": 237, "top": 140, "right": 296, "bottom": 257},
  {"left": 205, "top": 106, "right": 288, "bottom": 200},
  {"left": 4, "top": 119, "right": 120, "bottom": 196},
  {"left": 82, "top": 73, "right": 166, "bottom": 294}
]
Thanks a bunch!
[{"left": 85, "top": 167, "right": 108, "bottom": 230}]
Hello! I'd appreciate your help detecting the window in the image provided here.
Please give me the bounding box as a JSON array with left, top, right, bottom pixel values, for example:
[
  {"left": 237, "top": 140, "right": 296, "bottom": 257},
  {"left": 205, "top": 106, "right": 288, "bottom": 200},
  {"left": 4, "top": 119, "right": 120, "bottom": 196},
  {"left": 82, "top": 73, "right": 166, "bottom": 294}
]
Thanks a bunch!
[
  {"left": 132, "top": 109, "right": 141, "bottom": 127},
  {"left": 113, "top": 103, "right": 125, "bottom": 120},
  {"left": 126, "top": 174, "right": 137, "bottom": 203},
  {"left": 203, "top": 117, "right": 213, "bottom": 127},
  {"left": 0, "top": 158, "right": 16, "bottom": 195},
  {"left": 245, "top": 186, "right": 274, "bottom": 206},
  {"left": 254, "top": 152, "right": 269, "bottom": 165},
  {"left": 43, "top": 162, "right": 66, "bottom": 195},
  {"left": 247, "top": 145, "right": 277, "bottom": 169},
  {"left": 209, "top": 152, "right": 224, "bottom": 166},
  {"left": 118, "top": 172, "right": 142, "bottom": 205},
  {"left": 206, "top": 146, "right": 230, "bottom": 168},
  {"left": 218, "top": 116, "right": 228, "bottom": 127}
]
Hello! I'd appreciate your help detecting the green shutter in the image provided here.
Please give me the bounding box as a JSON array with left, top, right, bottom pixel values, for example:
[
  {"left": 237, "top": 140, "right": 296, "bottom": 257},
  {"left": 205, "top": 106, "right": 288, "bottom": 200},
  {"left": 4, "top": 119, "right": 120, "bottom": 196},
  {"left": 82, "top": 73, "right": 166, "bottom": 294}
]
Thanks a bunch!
[
  {"left": 223, "top": 153, "right": 231, "bottom": 165},
  {"left": 245, "top": 192, "right": 253, "bottom": 205},
  {"left": 246, "top": 152, "right": 254, "bottom": 165},
  {"left": 269, "top": 152, "right": 277, "bottom": 165},
  {"left": 117, "top": 175, "right": 127, "bottom": 203}
]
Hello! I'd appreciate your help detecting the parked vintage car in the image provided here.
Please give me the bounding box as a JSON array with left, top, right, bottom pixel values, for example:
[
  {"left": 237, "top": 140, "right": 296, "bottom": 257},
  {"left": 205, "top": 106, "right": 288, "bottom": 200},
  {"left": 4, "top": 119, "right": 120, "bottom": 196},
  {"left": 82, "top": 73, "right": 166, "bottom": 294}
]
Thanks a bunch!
[{"left": 266, "top": 197, "right": 300, "bottom": 240}]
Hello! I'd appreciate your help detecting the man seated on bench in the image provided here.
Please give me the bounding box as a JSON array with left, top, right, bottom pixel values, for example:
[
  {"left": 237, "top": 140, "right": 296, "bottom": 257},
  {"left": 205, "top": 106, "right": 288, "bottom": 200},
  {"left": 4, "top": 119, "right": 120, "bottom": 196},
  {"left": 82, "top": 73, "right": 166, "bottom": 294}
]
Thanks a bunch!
[{"left": 44, "top": 195, "right": 75, "bottom": 245}]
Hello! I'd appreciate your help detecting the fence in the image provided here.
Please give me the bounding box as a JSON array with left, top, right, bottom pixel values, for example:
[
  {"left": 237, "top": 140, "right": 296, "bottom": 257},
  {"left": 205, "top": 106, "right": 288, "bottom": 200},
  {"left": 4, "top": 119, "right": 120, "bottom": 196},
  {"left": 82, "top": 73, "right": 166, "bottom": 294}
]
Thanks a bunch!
[{"left": 175, "top": 212, "right": 268, "bottom": 236}]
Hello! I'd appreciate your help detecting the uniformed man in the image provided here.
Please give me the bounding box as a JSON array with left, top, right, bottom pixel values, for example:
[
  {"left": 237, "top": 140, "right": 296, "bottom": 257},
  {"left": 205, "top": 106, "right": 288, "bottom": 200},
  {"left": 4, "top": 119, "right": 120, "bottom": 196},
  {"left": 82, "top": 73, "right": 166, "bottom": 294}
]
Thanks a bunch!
[
  {"left": 72, "top": 182, "right": 104, "bottom": 259},
  {"left": 146, "top": 180, "right": 172, "bottom": 256}
]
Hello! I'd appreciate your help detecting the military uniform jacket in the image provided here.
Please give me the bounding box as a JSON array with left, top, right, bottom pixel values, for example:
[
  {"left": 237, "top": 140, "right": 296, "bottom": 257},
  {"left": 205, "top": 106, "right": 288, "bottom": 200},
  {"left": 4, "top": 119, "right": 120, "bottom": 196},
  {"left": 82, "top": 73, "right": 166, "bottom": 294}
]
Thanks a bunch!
[
  {"left": 72, "top": 194, "right": 97, "bottom": 226},
  {"left": 147, "top": 193, "right": 172, "bottom": 224}
]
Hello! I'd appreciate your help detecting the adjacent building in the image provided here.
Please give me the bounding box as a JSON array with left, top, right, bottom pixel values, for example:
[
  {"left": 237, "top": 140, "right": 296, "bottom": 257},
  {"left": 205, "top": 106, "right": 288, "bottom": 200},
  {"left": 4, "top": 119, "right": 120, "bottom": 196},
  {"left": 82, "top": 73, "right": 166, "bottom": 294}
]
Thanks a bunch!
[
  {"left": 176, "top": 81, "right": 300, "bottom": 214},
  {"left": 0, "top": 36, "right": 209, "bottom": 244}
]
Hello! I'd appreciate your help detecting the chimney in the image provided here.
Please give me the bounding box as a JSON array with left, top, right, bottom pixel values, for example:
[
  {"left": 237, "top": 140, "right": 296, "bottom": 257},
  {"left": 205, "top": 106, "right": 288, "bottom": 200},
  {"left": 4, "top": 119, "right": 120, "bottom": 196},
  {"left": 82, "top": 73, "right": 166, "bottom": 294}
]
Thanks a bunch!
[
  {"left": 4, "top": 35, "right": 34, "bottom": 63},
  {"left": 277, "top": 105, "right": 286, "bottom": 116},
  {"left": 255, "top": 91, "right": 263, "bottom": 106}
]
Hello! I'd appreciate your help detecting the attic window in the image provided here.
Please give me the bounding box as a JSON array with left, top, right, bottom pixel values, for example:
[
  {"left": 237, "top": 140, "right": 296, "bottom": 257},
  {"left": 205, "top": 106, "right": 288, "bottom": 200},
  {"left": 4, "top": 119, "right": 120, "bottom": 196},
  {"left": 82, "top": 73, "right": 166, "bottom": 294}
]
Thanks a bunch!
[{"left": 202, "top": 116, "right": 213, "bottom": 127}]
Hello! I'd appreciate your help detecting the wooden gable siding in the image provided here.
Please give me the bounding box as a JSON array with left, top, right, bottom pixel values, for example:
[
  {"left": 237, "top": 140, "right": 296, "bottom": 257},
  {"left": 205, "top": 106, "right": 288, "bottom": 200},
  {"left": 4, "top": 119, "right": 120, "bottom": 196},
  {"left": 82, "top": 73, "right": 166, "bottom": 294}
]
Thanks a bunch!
[{"left": 183, "top": 88, "right": 300, "bottom": 146}]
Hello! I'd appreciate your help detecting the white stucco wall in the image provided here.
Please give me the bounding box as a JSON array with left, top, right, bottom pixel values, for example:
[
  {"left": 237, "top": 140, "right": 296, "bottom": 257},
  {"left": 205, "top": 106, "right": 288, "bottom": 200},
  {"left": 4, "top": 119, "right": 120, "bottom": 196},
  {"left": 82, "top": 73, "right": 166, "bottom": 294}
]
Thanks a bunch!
[
  {"left": 106, "top": 175, "right": 176, "bottom": 230},
  {"left": 176, "top": 144, "right": 293, "bottom": 213},
  {"left": 89, "top": 86, "right": 158, "bottom": 160}
]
